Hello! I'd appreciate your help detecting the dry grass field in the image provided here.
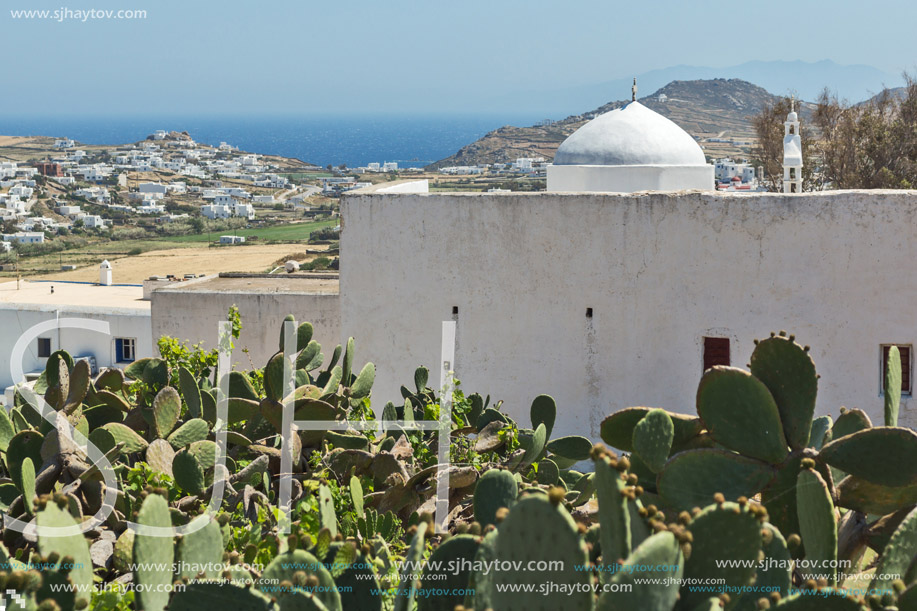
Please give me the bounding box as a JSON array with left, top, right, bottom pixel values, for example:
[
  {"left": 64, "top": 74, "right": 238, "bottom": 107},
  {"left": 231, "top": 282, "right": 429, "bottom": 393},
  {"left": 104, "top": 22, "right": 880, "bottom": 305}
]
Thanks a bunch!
[{"left": 32, "top": 243, "right": 330, "bottom": 284}]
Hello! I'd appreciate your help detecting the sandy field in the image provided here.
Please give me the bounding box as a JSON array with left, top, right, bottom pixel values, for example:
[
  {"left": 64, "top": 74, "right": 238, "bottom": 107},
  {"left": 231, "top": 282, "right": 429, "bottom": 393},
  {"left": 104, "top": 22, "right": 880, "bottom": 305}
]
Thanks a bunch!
[{"left": 34, "top": 244, "right": 321, "bottom": 284}]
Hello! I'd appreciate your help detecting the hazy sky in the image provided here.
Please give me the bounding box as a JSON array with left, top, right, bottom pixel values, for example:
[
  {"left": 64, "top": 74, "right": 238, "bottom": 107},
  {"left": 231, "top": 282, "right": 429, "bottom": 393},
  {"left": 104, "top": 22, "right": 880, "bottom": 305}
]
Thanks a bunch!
[{"left": 1, "top": 0, "right": 914, "bottom": 115}]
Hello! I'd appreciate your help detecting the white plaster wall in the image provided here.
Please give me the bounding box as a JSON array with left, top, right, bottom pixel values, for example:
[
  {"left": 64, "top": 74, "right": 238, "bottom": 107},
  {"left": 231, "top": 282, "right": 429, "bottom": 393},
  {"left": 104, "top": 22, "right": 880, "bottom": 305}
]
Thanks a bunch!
[
  {"left": 547, "top": 164, "right": 714, "bottom": 193},
  {"left": 0, "top": 306, "right": 153, "bottom": 390},
  {"left": 151, "top": 288, "right": 341, "bottom": 371},
  {"left": 341, "top": 190, "right": 917, "bottom": 441}
]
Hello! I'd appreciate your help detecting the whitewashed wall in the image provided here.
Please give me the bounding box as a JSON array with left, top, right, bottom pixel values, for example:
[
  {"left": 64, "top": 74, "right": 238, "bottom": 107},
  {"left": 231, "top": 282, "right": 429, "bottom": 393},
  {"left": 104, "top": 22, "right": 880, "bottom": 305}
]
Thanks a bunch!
[
  {"left": 341, "top": 190, "right": 917, "bottom": 440},
  {"left": 151, "top": 281, "right": 340, "bottom": 371}
]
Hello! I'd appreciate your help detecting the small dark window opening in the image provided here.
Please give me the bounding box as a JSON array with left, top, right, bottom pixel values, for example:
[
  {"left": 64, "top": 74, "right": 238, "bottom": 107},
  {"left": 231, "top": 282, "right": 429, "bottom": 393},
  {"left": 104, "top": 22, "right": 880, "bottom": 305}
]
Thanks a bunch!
[
  {"left": 790, "top": 183, "right": 797, "bottom": 193},
  {"left": 37, "top": 337, "right": 51, "bottom": 358},
  {"left": 586, "top": 307, "right": 593, "bottom": 318},
  {"left": 883, "top": 345, "right": 911, "bottom": 395},
  {"left": 452, "top": 306, "right": 459, "bottom": 315},
  {"left": 703, "top": 337, "right": 730, "bottom": 371}
]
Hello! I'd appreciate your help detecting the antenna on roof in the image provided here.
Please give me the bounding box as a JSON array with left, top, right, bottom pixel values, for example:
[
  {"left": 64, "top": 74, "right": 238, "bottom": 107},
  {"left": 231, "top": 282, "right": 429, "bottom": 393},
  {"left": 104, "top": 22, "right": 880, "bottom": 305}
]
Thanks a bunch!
[{"left": 632, "top": 77, "right": 638, "bottom": 102}]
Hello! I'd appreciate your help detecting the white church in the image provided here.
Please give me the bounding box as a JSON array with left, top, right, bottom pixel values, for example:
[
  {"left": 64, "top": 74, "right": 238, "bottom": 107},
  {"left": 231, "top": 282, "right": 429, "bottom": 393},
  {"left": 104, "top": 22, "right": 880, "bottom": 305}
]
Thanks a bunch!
[{"left": 340, "top": 86, "right": 917, "bottom": 439}]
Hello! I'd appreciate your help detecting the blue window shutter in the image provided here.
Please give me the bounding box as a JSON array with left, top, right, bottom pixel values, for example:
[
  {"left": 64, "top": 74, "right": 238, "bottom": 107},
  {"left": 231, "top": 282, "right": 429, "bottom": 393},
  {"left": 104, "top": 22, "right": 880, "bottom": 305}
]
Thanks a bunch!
[{"left": 115, "top": 338, "right": 124, "bottom": 362}]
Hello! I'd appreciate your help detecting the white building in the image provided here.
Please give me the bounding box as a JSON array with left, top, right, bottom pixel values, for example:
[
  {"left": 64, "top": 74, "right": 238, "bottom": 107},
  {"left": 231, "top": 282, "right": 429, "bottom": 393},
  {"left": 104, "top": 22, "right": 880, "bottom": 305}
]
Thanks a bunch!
[
  {"left": 336, "top": 96, "right": 917, "bottom": 439},
  {"left": 58, "top": 205, "right": 82, "bottom": 217},
  {"left": 220, "top": 235, "right": 245, "bottom": 244},
  {"left": 81, "top": 215, "right": 107, "bottom": 229},
  {"left": 138, "top": 182, "right": 168, "bottom": 195},
  {"left": 54, "top": 138, "right": 75, "bottom": 149},
  {"left": 253, "top": 195, "right": 275, "bottom": 204},
  {"left": 232, "top": 202, "right": 255, "bottom": 220},
  {"left": 2, "top": 232, "right": 44, "bottom": 244},
  {"left": 201, "top": 204, "right": 232, "bottom": 220},
  {"left": 9, "top": 185, "right": 33, "bottom": 199},
  {"left": 382, "top": 162, "right": 398, "bottom": 172},
  {"left": 0, "top": 279, "right": 152, "bottom": 405}
]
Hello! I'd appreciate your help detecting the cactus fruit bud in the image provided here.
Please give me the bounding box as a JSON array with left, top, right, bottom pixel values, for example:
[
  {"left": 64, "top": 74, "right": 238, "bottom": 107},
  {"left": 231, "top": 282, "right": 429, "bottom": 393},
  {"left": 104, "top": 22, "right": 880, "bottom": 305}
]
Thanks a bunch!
[
  {"left": 495, "top": 507, "right": 510, "bottom": 523},
  {"left": 778, "top": 330, "right": 786, "bottom": 337},
  {"left": 804, "top": 579, "right": 817, "bottom": 590},
  {"left": 800, "top": 458, "right": 816, "bottom": 469},
  {"left": 713, "top": 492, "right": 725, "bottom": 505},
  {"left": 547, "top": 486, "right": 565, "bottom": 506},
  {"left": 786, "top": 534, "right": 801, "bottom": 549},
  {"left": 737, "top": 496, "right": 748, "bottom": 507},
  {"left": 756, "top": 598, "right": 771, "bottom": 610}
]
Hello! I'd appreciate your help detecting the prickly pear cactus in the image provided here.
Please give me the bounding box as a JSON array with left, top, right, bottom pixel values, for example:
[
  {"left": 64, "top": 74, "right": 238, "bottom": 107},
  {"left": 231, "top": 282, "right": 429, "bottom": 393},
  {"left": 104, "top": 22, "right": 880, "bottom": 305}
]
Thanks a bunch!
[
  {"left": 796, "top": 460, "right": 837, "bottom": 584},
  {"left": 473, "top": 469, "right": 518, "bottom": 528},
  {"left": 488, "top": 492, "right": 592, "bottom": 611},
  {"left": 416, "top": 534, "right": 481, "bottom": 611},
  {"left": 133, "top": 494, "right": 174, "bottom": 611},
  {"left": 595, "top": 531, "right": 685, "bottom": 611}
]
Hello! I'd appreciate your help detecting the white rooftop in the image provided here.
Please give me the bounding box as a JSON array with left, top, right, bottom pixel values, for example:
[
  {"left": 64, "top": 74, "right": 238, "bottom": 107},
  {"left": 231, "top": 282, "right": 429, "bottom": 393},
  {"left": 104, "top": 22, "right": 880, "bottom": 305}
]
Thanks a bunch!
[
  {"left": 0, "top": 280, "right": 148, "bottom": 312},
  {"left": 553, "top": 101, "right": 707, "bottom": 167}
]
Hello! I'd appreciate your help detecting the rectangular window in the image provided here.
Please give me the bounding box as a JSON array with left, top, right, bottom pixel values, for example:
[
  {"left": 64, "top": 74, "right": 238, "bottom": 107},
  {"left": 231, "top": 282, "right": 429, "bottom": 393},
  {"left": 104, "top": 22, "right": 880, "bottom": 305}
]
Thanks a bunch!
[
  {"left": 37, "top": 337, "right": 51, "bottom": 358},
  {"left": 116, "top": 338, "right": 136, "bottom": 363},
  {"left": 882, "top": 344, "right": 911, "bottom": 395},
  {"left": 703, "top": 337, "right": 730, "bottom": 371}
]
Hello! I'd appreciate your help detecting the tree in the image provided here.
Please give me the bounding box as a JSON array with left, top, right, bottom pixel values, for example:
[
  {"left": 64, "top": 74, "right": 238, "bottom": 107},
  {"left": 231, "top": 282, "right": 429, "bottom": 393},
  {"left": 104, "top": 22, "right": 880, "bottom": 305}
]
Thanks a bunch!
[
  {"left": 812, "top": 75, "right": 917, "bottom": 189},
  {"left": 751, "top": 96, "right": 818, "bottom": 191},
  {"left": 189, "top": 216, "right": 205, "bottom": 234}
]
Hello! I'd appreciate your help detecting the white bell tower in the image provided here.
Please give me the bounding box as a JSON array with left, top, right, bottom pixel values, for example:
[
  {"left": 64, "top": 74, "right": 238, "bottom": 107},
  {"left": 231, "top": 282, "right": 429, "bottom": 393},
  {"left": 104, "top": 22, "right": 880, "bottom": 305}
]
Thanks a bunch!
[{"left": 783, "top": 97, "right": 803, "bottom": 193}]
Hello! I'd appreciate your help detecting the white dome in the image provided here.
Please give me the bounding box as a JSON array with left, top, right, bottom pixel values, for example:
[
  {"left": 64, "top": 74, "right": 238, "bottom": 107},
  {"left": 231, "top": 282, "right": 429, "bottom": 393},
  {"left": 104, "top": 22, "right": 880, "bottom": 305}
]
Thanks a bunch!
[
  {"left": 787, "top": 111, "right": 798, "bottom": 122},
  {"left": 553, "top": 101, "right": 707, "bottom": 167},
  {"left": 100, "top": 260, "right": 111, "bottom": 269}
]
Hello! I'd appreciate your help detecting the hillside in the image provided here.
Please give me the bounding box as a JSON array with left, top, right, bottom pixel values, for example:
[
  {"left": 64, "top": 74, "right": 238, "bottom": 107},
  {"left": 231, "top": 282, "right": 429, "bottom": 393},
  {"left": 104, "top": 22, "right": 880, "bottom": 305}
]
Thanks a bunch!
[{"left": 428, "top": 79, "right": 795, "bottom": 169}]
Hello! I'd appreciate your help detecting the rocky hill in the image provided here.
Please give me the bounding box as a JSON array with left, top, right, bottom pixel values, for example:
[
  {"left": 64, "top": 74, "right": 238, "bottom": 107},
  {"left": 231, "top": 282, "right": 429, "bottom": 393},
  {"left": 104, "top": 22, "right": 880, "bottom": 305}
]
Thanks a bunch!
[{"left": 428, "top": 79, "right": 790, "bottom": 169}]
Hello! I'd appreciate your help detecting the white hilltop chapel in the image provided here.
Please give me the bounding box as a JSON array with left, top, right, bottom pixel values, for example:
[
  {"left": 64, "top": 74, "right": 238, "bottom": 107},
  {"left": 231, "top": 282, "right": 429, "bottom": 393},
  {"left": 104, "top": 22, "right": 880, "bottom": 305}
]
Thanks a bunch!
[{"left": 340, "top": 82, "right": 917, "bottom": 439}]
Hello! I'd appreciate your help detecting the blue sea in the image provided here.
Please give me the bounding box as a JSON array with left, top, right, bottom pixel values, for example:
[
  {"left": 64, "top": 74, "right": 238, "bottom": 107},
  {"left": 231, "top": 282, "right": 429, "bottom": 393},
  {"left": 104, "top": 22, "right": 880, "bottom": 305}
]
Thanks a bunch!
[{"left": 0, "top": 114, "right": 548, "bottom": 169}]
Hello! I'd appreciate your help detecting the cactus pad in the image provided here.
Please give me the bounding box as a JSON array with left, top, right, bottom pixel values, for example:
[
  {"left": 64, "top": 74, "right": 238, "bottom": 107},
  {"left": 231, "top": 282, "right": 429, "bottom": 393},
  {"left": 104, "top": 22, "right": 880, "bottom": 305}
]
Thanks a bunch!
[
  {"left": 796, "top": 467, "right": 837, "bottom": 584},
  {"left": 885, "top": 345, "right": 901, "bottom": 427},
  {"left": 871, "top": 506, "right": 917, "bottom": 593},
  {"left": 530, "top": 394, "right": 556, "bottom": 439},
  {"left": 681, "top": 501, "right": 762, "bottom": 610},
  {"left": 489, "top": 495, "right": 592, "bottom": 611},
  {"left": 473, "top": 469, "right": 518, "bottom": 528},
  {"left": 600, "top": 407, "right": 702, "bottom": 453},
  {"left": 819, "top": 427, "right": 917, "bottom": 487},
  {"left": 417, "top": 535, "right": 481, "bottom": 611},
  {"left": 595, "top": 531, "right": 684, "bottom": 611},
  {"left": 133, "top": 494, "right": 174, "bottom": 611},
  {"left": 594, "top": 451, "right": 631, "bottom": 568},
  {"left": 657, "top": 449, "right": 776, "bottom": 511},
  {"left": 749, "top": 335, "right": 818, "bottom": 450},
  {"left": 632, "top": 408, "right": 674, "bottom": 473},
  {"left": 696, "top": 367, "right": 789, "bottom": 464},
  {"left": 837, "top": 474, "right": 917, "bottom": 514}
]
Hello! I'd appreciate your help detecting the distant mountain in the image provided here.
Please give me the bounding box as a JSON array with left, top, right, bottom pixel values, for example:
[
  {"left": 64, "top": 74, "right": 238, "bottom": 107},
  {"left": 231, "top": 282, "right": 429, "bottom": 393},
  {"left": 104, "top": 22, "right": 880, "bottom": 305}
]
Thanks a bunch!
[
  {"left": 485, "top": 60, "right": 898, "bottom": 117},
  {"left": 429, "top": 78, "right": 802, "bottom": 169}
]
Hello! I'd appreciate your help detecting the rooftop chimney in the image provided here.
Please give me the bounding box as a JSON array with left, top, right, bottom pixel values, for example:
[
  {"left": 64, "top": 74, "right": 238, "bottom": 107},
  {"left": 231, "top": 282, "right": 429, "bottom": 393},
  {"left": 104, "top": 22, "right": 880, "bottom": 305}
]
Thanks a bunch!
[{"left": 100, "top": 260, "right": 112, "bottom": 286}]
